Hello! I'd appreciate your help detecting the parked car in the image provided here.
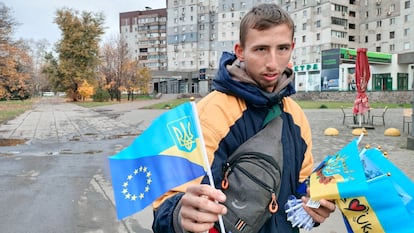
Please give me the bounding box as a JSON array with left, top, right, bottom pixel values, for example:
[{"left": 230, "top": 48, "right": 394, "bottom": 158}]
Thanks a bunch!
[{"left": 43, "top": 92, "right": 55, "bottom": 97}]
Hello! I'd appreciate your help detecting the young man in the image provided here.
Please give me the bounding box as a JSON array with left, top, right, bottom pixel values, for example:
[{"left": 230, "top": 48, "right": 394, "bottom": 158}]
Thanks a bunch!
[{"left": 153, "top": 3, "right": 335, "bottom": 233}]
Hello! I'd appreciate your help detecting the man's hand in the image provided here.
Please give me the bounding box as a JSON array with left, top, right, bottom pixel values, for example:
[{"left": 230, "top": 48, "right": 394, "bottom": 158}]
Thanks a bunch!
[
  {"left": 180, "top": 184, "right": 227, "bottom": 233},
  {"left": 301, "top": 196, "right": 336, "bottom": 224}
]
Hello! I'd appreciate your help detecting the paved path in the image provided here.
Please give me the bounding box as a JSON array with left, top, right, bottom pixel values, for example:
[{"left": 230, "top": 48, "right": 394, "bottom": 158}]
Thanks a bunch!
[{"left": 0, "top": 96, "right": 413, "bottom": 233}]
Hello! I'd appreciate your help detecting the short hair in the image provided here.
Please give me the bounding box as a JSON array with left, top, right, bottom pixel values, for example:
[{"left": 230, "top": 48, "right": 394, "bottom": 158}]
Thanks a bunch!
[{"left": 239, "top": 3, "right": 294, "bottom": 47}]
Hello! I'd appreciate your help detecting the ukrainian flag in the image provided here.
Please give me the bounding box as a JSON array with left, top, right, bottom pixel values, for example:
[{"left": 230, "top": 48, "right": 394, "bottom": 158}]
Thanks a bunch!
[
  {"left": 109, "top": 102, "right": 206, "bottom": 219},
  {"left": 309, "top": 138, "right": 368, "bottom": 200},
  {"left": 338, "top": 147, "right": 414, "bottom": 233}
]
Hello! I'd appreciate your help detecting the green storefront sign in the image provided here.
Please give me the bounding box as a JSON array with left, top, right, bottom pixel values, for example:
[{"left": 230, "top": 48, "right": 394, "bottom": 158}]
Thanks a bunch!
[{"left": 340, "top": 48, "right": 392, "bottom": 63}]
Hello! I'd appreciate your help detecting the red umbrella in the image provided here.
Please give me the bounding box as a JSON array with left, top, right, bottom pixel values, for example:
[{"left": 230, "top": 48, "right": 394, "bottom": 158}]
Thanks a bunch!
[{"left": 353, "top": 48, "right": 371, "bottom": 126}]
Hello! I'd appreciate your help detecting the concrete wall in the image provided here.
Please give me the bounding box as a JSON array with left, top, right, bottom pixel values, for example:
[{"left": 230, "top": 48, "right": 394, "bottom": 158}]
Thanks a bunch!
[{"left": 292, "top": 90, "right": 413, "bottom": 104}]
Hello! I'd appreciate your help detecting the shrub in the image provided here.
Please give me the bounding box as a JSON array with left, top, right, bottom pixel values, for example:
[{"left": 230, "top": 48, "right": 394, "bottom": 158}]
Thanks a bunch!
[
  {"left": 92, "top": 88, "right": 110, "bottom": 102},
  {"left": 319, "top": 104, "right": 328, "bottom": 109}
]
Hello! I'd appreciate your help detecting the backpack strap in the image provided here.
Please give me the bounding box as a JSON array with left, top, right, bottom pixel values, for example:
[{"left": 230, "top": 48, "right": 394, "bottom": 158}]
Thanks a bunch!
[{"left": 230, "top": 114, "right": 284, "bottom": 182}]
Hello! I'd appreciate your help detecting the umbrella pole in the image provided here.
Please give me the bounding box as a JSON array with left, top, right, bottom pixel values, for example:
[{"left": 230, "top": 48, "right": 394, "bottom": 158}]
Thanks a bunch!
[{"left": 359, "top": 114, "right": 362, "bottom": 127}]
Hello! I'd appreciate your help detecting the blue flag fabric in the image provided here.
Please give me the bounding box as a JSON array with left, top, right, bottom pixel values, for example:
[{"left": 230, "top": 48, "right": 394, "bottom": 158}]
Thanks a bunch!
[
  {"left": 338, "top": 147, "right": 414, "bottom": 233},
  {"left": 109, "top": 102, "right": 206, "bottom": 219}
]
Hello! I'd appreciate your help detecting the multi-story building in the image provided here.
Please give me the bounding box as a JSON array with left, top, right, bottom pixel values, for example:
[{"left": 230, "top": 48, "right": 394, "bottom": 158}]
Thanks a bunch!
[
  {"left": 119, "top": 7, "right": 168, "bottom": 71},
  {"left": 120, "top": 0, "right": 414, "bottom": 94}
]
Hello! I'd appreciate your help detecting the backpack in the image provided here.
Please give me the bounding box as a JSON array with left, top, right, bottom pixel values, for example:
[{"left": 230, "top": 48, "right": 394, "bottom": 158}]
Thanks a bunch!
[{"left": 217, "top": 116, "right": 284, "bottom": 233}]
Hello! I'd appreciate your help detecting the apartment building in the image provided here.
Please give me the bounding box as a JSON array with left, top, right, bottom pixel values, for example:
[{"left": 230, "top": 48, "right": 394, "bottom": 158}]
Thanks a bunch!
[
  {"left": 119, "top": 7, "right": 168, "bottom": 71},
  {"left": 120, "top": 0, "right": 413, "bottom": 94}
]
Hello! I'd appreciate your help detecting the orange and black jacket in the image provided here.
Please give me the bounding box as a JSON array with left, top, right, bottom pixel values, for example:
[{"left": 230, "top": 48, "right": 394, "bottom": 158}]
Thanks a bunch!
[{"left": 152, "top": 52, "right": 314, "bottom": 233}]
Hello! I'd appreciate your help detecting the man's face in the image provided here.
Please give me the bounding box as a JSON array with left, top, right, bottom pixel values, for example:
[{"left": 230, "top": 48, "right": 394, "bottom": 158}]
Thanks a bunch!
[{"left": 235, "top": 24, "right": 294, "bottom": 92}]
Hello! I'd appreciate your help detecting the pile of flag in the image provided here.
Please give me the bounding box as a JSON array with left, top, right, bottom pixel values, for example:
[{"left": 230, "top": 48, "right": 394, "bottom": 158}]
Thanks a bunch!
[{"left": 308, "top": 136, "right": 414, "bottom": 233}]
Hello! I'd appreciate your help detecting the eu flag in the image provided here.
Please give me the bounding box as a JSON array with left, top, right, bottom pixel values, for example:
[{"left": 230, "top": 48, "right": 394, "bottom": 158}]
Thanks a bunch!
[{"left": 109, "top": 102, "right": 206, "bottom": 219}]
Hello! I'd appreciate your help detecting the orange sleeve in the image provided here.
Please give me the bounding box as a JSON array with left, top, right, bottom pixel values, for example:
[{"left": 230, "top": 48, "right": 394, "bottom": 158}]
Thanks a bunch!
[{"left": 283, "top": 97, "right": 314, "bottom": 182}]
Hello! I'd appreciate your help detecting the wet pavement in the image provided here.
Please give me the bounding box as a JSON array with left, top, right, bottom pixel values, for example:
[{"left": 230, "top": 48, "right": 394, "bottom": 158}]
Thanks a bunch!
[{"left": 0, "top": 96, "right": 413, "bottom": 233}]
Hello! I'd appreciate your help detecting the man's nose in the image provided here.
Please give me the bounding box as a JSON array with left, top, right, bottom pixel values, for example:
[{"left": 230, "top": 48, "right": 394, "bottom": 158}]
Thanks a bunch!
[{"left": 265, "top": 51, "right": 278, "bottom": 70}]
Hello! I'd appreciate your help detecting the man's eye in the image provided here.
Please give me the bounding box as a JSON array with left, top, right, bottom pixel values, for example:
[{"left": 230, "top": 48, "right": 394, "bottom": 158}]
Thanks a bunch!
[{"left": 255, "top": 47, "right": 266, "bottom": 52}]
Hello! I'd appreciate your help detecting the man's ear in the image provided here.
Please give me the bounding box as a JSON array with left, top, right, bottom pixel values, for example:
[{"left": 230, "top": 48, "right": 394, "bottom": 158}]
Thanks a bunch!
[{"left": 234, "top": 43, "right": 244, "bottom": 61}]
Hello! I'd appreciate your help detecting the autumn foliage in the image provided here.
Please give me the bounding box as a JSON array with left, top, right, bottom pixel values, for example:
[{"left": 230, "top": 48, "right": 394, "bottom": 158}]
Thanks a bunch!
[{"left": 0, "top": 3, "right": 33, "bottom": 100}]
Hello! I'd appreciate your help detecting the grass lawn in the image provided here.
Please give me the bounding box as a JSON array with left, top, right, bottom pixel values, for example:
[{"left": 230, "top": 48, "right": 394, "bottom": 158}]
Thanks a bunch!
[
  {"left": 74, "top": 95, "right": 153, "bottom": 108},
  {"left": 0, "top": 98, "right": 38, "bottom": 124}
]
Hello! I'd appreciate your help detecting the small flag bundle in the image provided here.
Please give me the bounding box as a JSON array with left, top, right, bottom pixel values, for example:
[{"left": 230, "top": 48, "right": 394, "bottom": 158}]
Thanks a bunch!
[{"left": 286, "top": 134, "right": 414, "bottom": 232}]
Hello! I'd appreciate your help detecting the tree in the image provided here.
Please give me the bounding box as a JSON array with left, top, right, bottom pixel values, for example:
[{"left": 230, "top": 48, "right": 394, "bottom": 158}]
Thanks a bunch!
[
  {"left": 24, "top": 39, "right": 50, "bottom": 95},
  {"left": 54, "top": 8, "right": 104, "bottom": 101},
  {"left": 99, "top": 35, "right": 131, "bottom": 101},
  {"left": 136, "top": 67, "right": 152, "bottom": 95},
  {"left": 0, "top": 3, "right": 33, "bottom": 100},
  {"left": 42, "top": 52, "right": 63, "bottom": 92},
  {"left": 78, "top": 79, "right": 94, "bottom": 101}
]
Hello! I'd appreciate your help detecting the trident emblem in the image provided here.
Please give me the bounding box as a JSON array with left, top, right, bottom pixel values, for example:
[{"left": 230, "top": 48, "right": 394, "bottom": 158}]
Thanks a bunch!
[{"left": 170, "top": 119, "right": 196, "bottom": 152}]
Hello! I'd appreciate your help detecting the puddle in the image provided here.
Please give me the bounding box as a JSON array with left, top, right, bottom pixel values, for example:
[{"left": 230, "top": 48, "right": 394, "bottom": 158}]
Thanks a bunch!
[{"left": 0, "top": 138, "right": 28, "bottom": 146}]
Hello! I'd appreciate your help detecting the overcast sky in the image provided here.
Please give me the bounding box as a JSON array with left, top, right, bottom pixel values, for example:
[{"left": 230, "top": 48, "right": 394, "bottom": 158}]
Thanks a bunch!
[{"left": 3, "top": 0, "right": 166, "bottom": 47}]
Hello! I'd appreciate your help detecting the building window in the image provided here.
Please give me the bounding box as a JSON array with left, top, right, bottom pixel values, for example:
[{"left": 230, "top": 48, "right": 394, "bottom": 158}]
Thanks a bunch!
[
  {"left": 397, "top": 73, "right": 409, "bottom": 90},
  {"left": 376, "top": 8, "right": 381, "bottom": 16},
  {"left": 390, "top": 18, "right": 396, "bottom": 25},
  {"left": 376, "top": 20, "right": 382, "bottom": 27},
  {"left": 404, "top": 42, "right": 410, "bottom": 50},
  {"left": 404, "top": 1, "right": 410, "bottom": 9},
  {"left": 376, "top": 46, "right": 381, "bottom": 52},
  {"left": 316, "top": 20, "right": 321, "bottom": 28},
  {"left": 302, "top": 23, "right": 307, "bottom": 30},
  {"left": 365, "top": 36, "right": 368, "bottom": 43},
  {"left": 376, "top": 33, "right": 381, "bottom": 41},
  {"left": 302, "top": 35, "right": 306, "bottom": 42},
  {"left": 331, "top": 30, "right": 346, "bottom": 38},
  {"left": 390, "top": 31, "right": 395, "bottom": 39},
  {"left": 389, "top": 44, "right": 395, "bottom": 52},
  {"left": 404, "top": 28, "right": 410, "bottom": 36},
  {"left": 316, "top": 33, "right": 320, "bottom": 40}
]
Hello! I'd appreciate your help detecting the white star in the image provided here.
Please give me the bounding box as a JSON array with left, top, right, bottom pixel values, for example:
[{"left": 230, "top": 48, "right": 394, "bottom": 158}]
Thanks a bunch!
[
  {"left": 143, "top": 167, "right": 148, "bottom": 172},
  {"left": 139, "top": 193, "right": 145, "bottom": 199},
  {"left": 131, "top": 195, "right": 137, "bottom": 201},
  {"left": 123, "top": 182, "right": 129, "bottom": 187},
  {"left": 127, "top": 174, "right": 133, "bottom": 180},
  {"left": 147, "top": 178, "right": 152, "bottom": 185},
  {"left": 125, "top": 193, "right": 131, "bottom": 199},
  {"left": 145, "top": 186, "right": 150, "bottom": 192},
  {"left": 122, "top": 188, "right": 128, "bottom": 194},
  {"left": 134, "top": 169, "right": 139, "bottom": 175}
]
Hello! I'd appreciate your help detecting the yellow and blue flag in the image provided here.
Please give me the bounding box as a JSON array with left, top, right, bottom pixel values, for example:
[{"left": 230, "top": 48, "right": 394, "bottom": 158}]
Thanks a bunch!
[
  {"left": 338, "top": 147, "right": 414, "bottom": 233},
  {"left": 309, "top": 138, "right": 368, "bottom": 200},
  {"left": 109, "top": 102, "right": 206, "bottom": 220}
]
